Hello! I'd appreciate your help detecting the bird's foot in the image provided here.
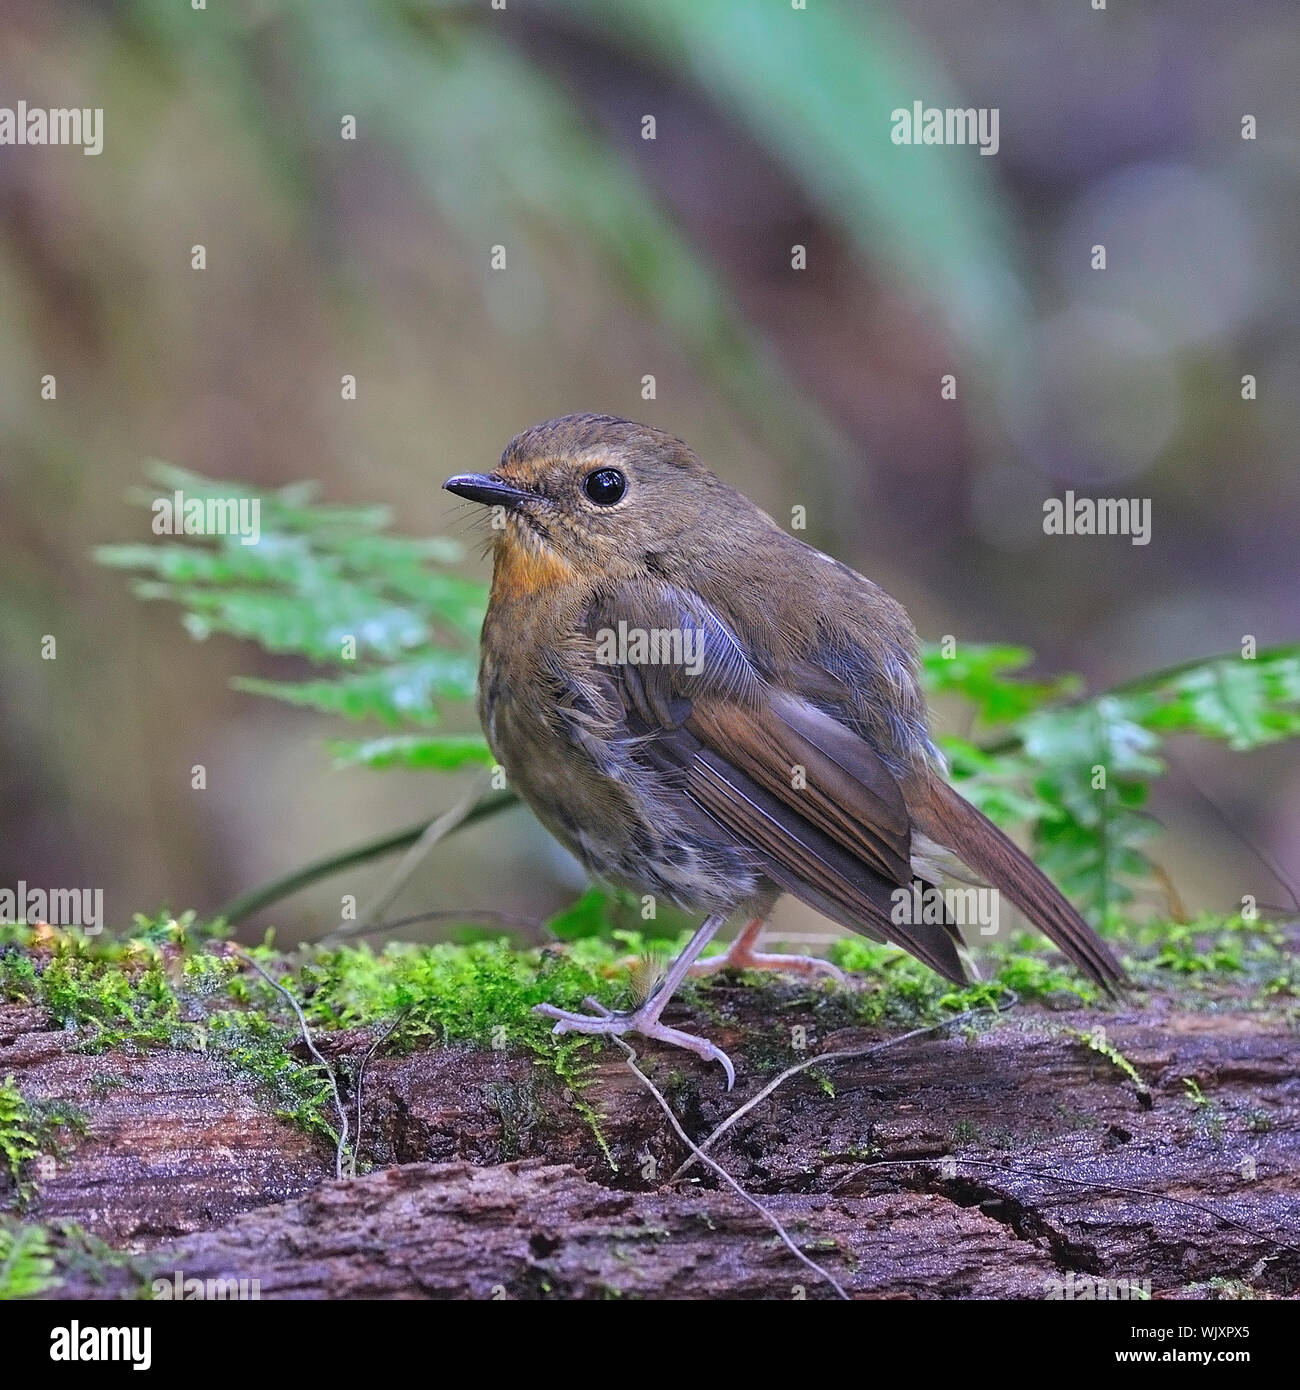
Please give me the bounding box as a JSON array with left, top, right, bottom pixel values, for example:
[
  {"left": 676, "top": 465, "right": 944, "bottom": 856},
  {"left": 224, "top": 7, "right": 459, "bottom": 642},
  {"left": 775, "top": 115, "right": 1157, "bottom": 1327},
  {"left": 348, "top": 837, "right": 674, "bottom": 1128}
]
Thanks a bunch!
[
  {"left": 689, "top": 939, "right": 846, "bottom": 983},
  {"left": 533, "top": 995, "right": 736, "bottom": 1090}
]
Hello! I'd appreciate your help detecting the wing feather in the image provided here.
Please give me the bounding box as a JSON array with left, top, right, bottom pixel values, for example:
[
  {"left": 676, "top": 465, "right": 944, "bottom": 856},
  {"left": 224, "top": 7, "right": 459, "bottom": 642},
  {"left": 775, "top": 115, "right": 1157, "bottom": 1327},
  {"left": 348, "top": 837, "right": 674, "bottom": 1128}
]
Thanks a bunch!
[{"left": 585, "top": 585, "right": 966, "bottom": 982}]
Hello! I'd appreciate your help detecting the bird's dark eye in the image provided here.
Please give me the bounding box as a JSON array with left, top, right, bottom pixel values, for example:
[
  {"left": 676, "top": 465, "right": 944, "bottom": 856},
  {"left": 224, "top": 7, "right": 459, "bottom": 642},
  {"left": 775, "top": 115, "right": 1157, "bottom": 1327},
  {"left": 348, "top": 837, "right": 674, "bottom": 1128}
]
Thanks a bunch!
[{"left": 583, "top": 468, "right": 627, "bottom": 506}]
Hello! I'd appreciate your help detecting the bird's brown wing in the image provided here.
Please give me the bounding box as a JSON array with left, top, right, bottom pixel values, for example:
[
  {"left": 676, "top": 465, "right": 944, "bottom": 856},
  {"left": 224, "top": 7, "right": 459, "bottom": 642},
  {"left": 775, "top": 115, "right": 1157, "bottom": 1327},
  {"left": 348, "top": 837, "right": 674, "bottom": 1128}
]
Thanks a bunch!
[
  {"left": 797, "top": 626, "right": 1126, "bottom": 994},
  {"left": 583, "top": 590, "right": 967, "bottom": 982},
  {"left": 686, "top": 694, "right": 911, "bottom": 884}
]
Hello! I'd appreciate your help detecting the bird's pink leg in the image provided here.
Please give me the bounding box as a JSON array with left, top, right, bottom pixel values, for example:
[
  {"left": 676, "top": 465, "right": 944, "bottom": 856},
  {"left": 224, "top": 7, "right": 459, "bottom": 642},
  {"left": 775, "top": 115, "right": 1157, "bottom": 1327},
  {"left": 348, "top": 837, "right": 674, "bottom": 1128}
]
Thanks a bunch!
[
  {"left": 689, "top": 916, "right": 846, "bottom": 982},
  {"left": 534, "top": 912, "right": 738, "bottom": 1088}
]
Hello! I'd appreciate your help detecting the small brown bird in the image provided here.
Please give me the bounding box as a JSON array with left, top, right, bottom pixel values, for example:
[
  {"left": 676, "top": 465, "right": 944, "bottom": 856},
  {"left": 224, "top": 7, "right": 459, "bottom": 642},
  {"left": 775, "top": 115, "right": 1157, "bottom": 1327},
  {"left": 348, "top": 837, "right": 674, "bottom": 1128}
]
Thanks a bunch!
[{"left": 445, "top": 414, "right": 1124, "bottom": 1085}]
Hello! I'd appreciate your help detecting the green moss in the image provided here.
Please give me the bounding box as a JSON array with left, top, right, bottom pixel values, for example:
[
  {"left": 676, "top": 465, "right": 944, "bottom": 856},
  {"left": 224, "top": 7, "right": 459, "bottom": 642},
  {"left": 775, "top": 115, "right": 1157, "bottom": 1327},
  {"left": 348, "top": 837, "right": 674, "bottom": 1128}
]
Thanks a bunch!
[
  {"left": 809, "top": 1068, "right": 835, "bottom": 1098},
  {"left": 1067, "top": 1027, "right": 1150, "bottom": 1101},
  {"left": 292, "top": 938, "right": 623, "bottom": 1050},
  {"left": 1197, "top": 1277, "right": 1266, "bottom": 1300},
  {"left": 2, "top": 907, "right": 1278, "bottom": 1177},
  {"left": 1, "top": 1078, "right": 92, "bottom": 1207},
  {"left": 277, "top": 938, "right": 626, "bottom": 1163},
  {"left": 0, "top": 933, "right": 188, "bottom": 1052},
  {"left": 203, "top": 1011, "right": 341, "bottom": 1144},
  {"left": 89, "top": 1071, "right": 127, "bottom": 1101},
  {"left": 992, "top": 952, "right": 1098, "bottom": 1003},
  {"left": 219, "top": 938, "right": 625, "bottom": 1165},
  {"left": 0, "top": 1077, "right": 39, "bottom": 1198},
  {"left": 0, "top": 920, "right": 631, "bottom": 1161},
  {"left": 1125, "top": 913, "right": 1293, "bottom": 984},
  {"left": 0, "top": 1219, "right": 58, "bottom": 1298},
  {"left": 181, "top": 949, "right": 239, "bottom": 998},
  {"left": 828, "top": 912, "right": 1295, "bottom": 1022},
  {"left": 0, "top": 1219, "right": 154, "bottom": 1300},
  {"left": 551, "top": 1047, "right": 618, "bottom": 1173},
  {"left": 46, "top": 1222, "right": 154, "bottom": 1297},
  {"left": 735, "top": 1026, "right": 805, "bottom": 1076},
  {"left": 660, "top": 1069, "right": 701, "bottom": 1119},
  {"left": 1182, "top": 1077, "right": 1227, "bottom": 1140},
  {"left": 27, "top": 1098, "right": 90, "bottom": 1141},
  {"left": 128, "top": 909, "right": 230, "bottom": 950},
  {"left": 829, "top": 938, "right": 1024, "bottom": 1028}
]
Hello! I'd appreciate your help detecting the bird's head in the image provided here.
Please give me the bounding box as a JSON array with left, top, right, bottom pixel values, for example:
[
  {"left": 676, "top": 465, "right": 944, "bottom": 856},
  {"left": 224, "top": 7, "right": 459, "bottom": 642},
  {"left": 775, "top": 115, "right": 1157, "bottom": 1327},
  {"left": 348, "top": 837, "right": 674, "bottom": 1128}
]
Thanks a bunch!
[{"left": 444, "top": 414, "right": 740, "bottom": 589}]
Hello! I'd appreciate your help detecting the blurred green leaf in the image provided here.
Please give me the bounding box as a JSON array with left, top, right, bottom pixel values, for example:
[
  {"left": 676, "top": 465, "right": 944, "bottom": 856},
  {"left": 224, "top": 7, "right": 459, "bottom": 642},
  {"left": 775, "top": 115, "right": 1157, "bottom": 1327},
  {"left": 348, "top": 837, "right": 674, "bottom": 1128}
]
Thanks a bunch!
[
  {"left": 922, "top": 641, "right": 1079, "bottom": 725},
  {"left": 546, "top": 886, "right": 620, "bottom": 942},
  {"left": 0, "top": 1221, "right": 58, "bottom": 1300},
  {"left": 98, "top": 466, "right": 484, "bottom": 740},
  {"left": 329, "top": 734, "right": 493, "bottom": 771},
  {"left": 935, "top": 647, "right": 1300, "bottom": 925},
  {"left": 938, "top": 736, "right": 1049, "bottom": 825},
  {"left": 1120, "top": 649, "right": 1300, "bottom": 749},
  {"left": 236, "top": 655, "right": 477, "bottom": 725},
  {"left": 1023, "top": 700, "right": 1163, "bottom": 922}
]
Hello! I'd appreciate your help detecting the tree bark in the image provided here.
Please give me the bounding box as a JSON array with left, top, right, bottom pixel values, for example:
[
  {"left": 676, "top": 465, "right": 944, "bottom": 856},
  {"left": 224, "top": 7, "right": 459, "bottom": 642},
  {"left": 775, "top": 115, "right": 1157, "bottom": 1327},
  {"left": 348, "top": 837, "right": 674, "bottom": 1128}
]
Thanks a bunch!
[{"left": 3, "top": 951, "right": 1297, "bottom": 1300}]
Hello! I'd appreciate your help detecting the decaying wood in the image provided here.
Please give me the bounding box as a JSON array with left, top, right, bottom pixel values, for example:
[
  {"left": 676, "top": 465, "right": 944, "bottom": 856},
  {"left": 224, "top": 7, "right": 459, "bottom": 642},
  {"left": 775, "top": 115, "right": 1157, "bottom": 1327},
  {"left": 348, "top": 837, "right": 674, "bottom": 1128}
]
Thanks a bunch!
[{"left": 3, "top": 957, "right": 1297, "bottom": 1299}]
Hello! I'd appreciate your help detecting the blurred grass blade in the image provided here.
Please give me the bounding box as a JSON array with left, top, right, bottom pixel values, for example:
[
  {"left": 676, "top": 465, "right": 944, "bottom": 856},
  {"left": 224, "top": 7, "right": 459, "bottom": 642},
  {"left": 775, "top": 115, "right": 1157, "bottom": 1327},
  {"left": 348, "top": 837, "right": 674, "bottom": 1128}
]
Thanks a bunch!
[
  {"left": 550, "top": 0, "right": 1029, "bottom": 357},
  {"left": 128, "top": 0, "right": 855, "bottom": 474}
]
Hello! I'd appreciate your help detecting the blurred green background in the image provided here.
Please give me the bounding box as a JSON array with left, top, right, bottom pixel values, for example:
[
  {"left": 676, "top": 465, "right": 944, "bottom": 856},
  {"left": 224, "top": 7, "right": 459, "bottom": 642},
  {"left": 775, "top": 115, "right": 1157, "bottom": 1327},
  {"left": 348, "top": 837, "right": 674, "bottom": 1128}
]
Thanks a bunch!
[{"left": 2, "top": 0, "right": 1297, "bottom": 945}]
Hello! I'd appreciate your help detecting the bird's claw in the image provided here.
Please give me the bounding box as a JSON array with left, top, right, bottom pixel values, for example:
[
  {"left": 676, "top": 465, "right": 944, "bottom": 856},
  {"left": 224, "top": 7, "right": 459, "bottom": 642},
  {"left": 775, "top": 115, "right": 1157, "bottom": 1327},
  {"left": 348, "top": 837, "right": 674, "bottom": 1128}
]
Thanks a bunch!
[
  {"left": 532, "top": 1001, "right": 736, "bottom": 1090},
  {"left": 690, "top": 947, "right": 847, "bottom": 984}
]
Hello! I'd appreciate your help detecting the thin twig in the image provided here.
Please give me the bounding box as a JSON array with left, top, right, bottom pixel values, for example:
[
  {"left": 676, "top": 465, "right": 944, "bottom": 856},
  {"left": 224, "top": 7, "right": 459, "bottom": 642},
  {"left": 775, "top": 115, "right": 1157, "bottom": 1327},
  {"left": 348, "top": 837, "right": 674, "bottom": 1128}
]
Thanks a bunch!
[
  {"left": 232, "top": 947, "right": 351, "bottom": 1181},
  {"left": 612, "top": 1037, "right": 850, "bottom": 1301},
  {"left": 324, "top": 908, "right": 552, "bottom": 947},
  {"left": 214, "top": 789, "right": 517, "bottom": 925},
  {"left": 654, "top": 978, "right": 1295, "bottom": 1266},
  {"left": 214, "top": 822, "right": 429, "bottom": 925},
  {"left": 1165, "top": 748, "right": 1299, "bottom": 912},
  {"left": 670, "top": 994, "right": 1016, "bottom": 1182},
  {"left": 359, "top": 773, "right": 492, "bottom": 927},
  {"left": 349, "top": 1008, "right": 409, "bottom": 1178}
]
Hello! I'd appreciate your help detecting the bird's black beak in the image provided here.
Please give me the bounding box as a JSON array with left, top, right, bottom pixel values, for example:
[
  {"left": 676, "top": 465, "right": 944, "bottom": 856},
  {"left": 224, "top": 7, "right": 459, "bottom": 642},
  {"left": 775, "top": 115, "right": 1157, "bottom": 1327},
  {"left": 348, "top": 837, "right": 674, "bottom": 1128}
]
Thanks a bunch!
[{"left": 442, "top": 473, "right": 532, "bottom": 509}]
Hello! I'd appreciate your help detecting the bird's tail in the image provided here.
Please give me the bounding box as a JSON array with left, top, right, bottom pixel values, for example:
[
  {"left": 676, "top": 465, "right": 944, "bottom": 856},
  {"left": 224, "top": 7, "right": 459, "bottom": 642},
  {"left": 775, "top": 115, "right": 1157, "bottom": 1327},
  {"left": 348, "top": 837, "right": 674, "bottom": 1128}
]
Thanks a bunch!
[{"left": 910, "top": 774, "right": 1126, "bottom": 994}]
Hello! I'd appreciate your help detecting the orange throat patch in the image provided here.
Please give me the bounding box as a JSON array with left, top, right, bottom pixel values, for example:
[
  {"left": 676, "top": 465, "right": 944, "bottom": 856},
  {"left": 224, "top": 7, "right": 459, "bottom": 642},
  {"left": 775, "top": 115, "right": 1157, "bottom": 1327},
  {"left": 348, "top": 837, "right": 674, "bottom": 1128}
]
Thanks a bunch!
[{"left": 490, "top": 527, "right": 580, "bottom": 603}]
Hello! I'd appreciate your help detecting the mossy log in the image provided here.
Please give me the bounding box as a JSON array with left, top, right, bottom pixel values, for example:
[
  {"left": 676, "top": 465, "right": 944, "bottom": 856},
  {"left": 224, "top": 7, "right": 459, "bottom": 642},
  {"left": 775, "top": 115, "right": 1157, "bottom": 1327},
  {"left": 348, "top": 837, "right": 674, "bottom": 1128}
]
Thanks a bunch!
[{"left": 2, "top": 931, "right": 1296, "bottom": 1301}]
